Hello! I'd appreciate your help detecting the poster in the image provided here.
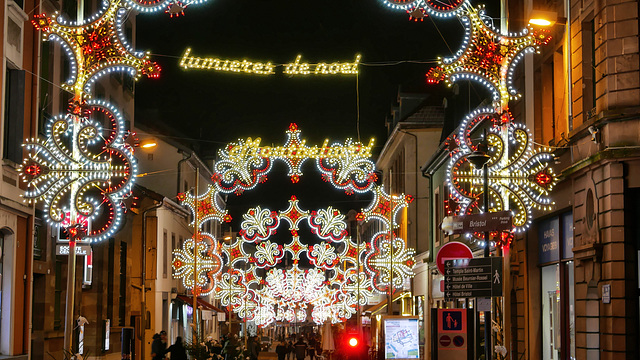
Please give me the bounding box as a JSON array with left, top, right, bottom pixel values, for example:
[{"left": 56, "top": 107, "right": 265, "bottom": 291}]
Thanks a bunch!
[{"left": 384, "top": 317, "right": 419, "bottom": 359}]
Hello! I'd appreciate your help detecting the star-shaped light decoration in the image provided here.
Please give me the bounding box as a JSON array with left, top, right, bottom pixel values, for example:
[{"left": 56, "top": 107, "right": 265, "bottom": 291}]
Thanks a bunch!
[
  {"left": 356, "top": 185, "right": 414, "bottom": 229},
  {"left": 31, "top": 0, "right": 161, "bottom": 99},
  {"left": 21, "top": 99, "right": 136, "bottom": 242},
  {"left": 425, "top": 5, "right": 550, "bottom": 104},
  {"left": 279, "top": 195, "right": 309, "bottom": 237},
  {"left": 178, "top": 184, "right": 231, "bottom": 226}
]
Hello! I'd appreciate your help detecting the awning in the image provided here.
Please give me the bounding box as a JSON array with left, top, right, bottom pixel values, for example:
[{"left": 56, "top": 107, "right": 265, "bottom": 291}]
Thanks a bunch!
[{"left": 175, "top": 295, "right": 224, "bottom": 313}]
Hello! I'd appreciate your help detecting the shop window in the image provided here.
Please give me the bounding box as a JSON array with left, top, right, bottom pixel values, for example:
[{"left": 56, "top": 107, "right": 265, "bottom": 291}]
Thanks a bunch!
[
  {"left": 539, "top": 213, "right": 574, "bottom": 360},
  {"left": 3, "top": 68, "right": 25, "bottom": 164}
]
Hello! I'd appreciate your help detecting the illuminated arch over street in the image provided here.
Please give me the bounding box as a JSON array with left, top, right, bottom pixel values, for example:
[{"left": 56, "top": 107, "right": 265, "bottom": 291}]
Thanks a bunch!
[{"left": 172, "top": 124, "right": 416, "bottom": 326}]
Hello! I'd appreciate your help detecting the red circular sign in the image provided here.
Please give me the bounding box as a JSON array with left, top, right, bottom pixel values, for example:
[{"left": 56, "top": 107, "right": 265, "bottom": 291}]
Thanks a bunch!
[
  {"left": 436, "top": 241, "right": 473, "bottom": 275},
  {"left": 453, "top": 335, "right": 465, "bottom": 347},
  {"left": 439, "top": 335, "right": 451, "bottom": 347}
]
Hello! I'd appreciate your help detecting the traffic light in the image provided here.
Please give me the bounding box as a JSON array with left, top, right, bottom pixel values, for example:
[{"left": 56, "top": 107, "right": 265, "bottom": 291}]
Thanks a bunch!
[{"left": 348, "top": 336, "right": 359, "bottom": 348}]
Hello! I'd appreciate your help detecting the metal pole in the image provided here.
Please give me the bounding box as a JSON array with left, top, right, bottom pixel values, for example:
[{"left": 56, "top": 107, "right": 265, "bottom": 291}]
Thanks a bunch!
[
  {"left": 142, "top": 199, "right": 164, "bottom": 360},
  {"left": 193, "top": 167, "right": 200, "bottom": 339},
  {"left": 483, "top": 160, "right": 492, "bottom": 360},
  {"left": 63, "top": 0, "right": 85, "bottom": 351},
  {"left": 357, "top": 223, "right": 361, "bottom": 335},
  {"left": 388, "top": 169, "right": 394, "bottom": 316}
]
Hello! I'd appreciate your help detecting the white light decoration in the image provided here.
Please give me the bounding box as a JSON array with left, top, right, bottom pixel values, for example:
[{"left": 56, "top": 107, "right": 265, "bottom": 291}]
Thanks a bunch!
[
  {"left": 379, "top": 0, "right": 469, "bottom": 18},
  {"left": 31, "top": 0, "right": 161, "bottom": 99},
  {"left": 172, "top": 232, "right": 223, "bottom": 295},
  {"left": 173, "top": 125, "right": 416, "bottom": 325},
  {"left": 445, "top": 110, "right": 557, "bottom": 238},
  {"left": 125, "top": 0, "right": 209, "bottom": 15},
  {"left": 21, "top": 100, "right": 137, "bottom": 242}
]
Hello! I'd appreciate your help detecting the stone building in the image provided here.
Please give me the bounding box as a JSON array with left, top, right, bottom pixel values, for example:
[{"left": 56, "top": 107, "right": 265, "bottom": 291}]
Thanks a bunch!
[
  {"left": 421, "top": 0, "right": 640, "bottom": 359},
  {"left": 0, "top": 0, "right": 39, "bottom": 358}
]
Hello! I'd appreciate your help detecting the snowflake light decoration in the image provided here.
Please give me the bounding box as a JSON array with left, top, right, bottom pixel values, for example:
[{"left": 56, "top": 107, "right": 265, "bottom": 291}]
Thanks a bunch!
[
  {"left": 446, "top": 110, "right": 556, "bottom": 236},
  {"left": 21, "top": 100, "right": 136, "bottom": 242},
  {"left": 172, "top": 233, "right": 223, "bottom": 295},
  {"left": 31, "top": 0, "right": 161, "bottom": 98},
  {"left": 173, "top": 125, "right": 416, "bottom": 325}
]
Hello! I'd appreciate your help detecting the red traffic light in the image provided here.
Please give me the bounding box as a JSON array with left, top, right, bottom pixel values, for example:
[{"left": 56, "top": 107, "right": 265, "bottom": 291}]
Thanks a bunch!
[{"left": 348, "top": 337, "right": 359, "bottom": 347}]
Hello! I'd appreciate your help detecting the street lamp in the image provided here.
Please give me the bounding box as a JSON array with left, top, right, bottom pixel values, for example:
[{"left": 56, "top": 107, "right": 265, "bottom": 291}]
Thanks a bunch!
[
  {"left": 466, "top": 138, "right": 493, "bottom": 360},
  {"left": 528, "top": 10, "right": 558, "bottom": 27}
]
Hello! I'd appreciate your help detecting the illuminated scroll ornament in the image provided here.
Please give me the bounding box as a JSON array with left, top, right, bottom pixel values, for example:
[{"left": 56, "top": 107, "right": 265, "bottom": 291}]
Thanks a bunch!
[
  {"left": 31, "top": 0, "right": 160, "bottom": 98},
  {"left": 21, "top": 100, "right": 137, "bottom": 242}
]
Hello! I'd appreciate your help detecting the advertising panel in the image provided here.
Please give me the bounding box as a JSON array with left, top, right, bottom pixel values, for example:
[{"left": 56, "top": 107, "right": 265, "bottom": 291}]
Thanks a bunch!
[{"left": 384, "top": 317, "right": 420, "bottom": 359}]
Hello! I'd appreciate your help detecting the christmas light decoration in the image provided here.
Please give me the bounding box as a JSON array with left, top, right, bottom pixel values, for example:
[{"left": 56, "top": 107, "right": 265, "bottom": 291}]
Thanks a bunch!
[
  {"left": 173, "top": 125, "right": 416, "bottom": 325},
  {"left": 180, "top": 49, "right": 362, "bottom": 76},
  {"left": 446, "top": 110, "right": 556, "bottom": 235},
  {"left": 425, "top": 5, "right": 551, "bottom": 104},
  {"left": 31, "top": 0, "right": 161, "bottom": 98},
  {"left": 180, "top": 48, "right": 276, "bottom": 75},
  {"left": 380, "top": 0, "right": 468, "bottom": 18},
  {"left": 172, "top": 233, "right": 223, "bottom": 295},
  {"left": 21, "top": 99, "right": 137, "bottom": 242},
  {"left": 125, "top": 0, "right": 209, "bottom": 15}
]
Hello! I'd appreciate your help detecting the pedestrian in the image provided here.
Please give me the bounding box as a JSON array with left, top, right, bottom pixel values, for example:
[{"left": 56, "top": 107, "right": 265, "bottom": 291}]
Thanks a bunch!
[
  {"left": 307, "top": 336, "right": 316, "bottom": 360},
  {"left": 223, "top": 334, "right": 240, "bottom": 360},
  {"left": 285, "top": 340, "right": 294, "bottom": 360},
  {"left": 167, "top": 337, "right": 188, "bottom": 360},
  {"left": 248, "top": 336, "right": 260, "bottom": 360},
  {"left": 294, "top": 338, "right": 307, "bottom": 360},
  {"left": 276, "top": 341, "right": 288, "bottom": 360},
  {"left": 151, "top": 331, "right": 168, "bottom": 360}
]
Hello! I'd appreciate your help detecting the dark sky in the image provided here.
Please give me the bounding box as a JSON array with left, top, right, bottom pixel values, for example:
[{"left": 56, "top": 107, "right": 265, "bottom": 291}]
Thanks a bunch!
[{"left": 132, "top": 0, "right": 507, "bottom": 155}]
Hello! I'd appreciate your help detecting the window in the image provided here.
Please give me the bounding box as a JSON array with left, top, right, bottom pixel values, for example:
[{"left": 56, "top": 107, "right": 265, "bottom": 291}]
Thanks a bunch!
[
  {"left": 119, "top": 242, "right": 127, "bottom": 326},
  {"left": 581, "top": 18, "right": 596, "bottom": 125},
  {"left": 3, "top": 68, "right": 25, "bottom": 163},
  {"left": 163, "top": 231, "right": 168, "bottom": 278},
  {"left": 54, "top": 258, "right": 63, "bottom": 329}
]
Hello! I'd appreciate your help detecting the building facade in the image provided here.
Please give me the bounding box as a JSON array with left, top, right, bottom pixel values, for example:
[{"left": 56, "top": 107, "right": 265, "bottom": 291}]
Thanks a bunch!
[{"left": 421, "top": 0, "right": 640, "bottom": 359}]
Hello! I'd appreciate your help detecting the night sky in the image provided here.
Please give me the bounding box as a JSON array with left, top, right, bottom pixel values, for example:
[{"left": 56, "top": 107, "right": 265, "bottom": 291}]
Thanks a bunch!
[
  {"left": 132, "top": 1, "right": 509, "bottom": 152},
  {"left": 134, "top": 0, "right": 500, "bottom": 231}
]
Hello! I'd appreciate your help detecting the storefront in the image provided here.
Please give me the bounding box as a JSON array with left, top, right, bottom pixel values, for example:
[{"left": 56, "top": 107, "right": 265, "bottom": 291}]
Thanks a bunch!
[{"left": 538, "top": 213, "right": 575, "bottom": 360}]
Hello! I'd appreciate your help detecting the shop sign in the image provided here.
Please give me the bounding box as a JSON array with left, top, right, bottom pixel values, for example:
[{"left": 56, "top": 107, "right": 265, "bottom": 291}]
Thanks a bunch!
[{"left": 538, "top": 217, "right": 560, "bottom": 264}]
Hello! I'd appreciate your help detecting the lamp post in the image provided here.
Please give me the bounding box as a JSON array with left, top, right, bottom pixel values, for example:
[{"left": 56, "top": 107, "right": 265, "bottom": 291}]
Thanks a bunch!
[{"left": 467, "top": 135, "right": 492, "bottom": 360}]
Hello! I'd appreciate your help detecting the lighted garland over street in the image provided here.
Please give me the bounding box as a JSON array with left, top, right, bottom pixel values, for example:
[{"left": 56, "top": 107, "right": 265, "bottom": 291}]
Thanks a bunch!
[{"left": 172, "top": 124, "right": 416, "bottom": 326}]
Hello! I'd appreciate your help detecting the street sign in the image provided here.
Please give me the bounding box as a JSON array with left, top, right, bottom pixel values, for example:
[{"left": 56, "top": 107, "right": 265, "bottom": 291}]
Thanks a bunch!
[
  {"left": 441, "top": 211, "right": 512, "bottom": 235},
  {"left": 436, "top": 241, "right": 473, "bottom": 275},
  {"left": 444, "top": 257, "right": 503, "bottom": 299},
  {"left": 56, "top": 244, "right": 92, "bottom": 256}
]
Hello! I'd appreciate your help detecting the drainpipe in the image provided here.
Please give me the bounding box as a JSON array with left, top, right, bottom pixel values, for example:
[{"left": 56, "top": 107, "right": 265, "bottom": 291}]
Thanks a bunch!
[
  {"left": 141, "top": 198, "right": 164, "bottom": 360},
  {"left": 177, "top": 152, "right": 193, "bottom": 197}
]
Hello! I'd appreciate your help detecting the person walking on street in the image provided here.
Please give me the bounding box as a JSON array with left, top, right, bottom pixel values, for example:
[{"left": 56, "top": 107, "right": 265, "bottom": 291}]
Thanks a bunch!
[
  {"left": 276, "top": 341, "right": 288, "bottom": 360},
  {"left": 167, "top": 337, "right": 188, "bottom": 360},
  {"left": 151, "top": 331, "right": 168, "bottom": 360},
  {"left": 294, "top": 338, "right": 307, "bottom": 360}
]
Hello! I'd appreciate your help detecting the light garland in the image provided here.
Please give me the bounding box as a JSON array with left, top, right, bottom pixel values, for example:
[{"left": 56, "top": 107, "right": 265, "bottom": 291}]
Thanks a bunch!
[
  {"left": 21, "top": 100, "right": 137, "bottom": 242},
  {"left": 173, "top": 125, "right": 416, "bottom": 325},
  {"left": 31, "top": 0, "right": 161, "bottom": 98},
  {"left": 180, "top": 49, "right": 361, "bottom": 76},
  {"left": 379, "top": 0, "right": 469, "bottom": 18}
]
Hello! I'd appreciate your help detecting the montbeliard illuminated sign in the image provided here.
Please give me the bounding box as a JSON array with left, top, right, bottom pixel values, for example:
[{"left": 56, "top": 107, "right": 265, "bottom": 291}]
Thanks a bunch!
[{"left": 180, "top": 48, "right": 361, "bottom": 76}]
